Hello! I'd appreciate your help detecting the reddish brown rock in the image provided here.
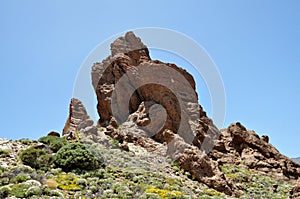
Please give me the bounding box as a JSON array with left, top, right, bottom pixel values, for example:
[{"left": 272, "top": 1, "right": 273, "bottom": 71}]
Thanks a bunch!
[
  {"left": 91, "top": 31, "right": 208, "bottom": 144},
  {"left": 63, "top": 98, "right": 97, "bottom": 139},
  {"left": 163, "top": 129, "right": 234, "bottom": 195},
  {"left": 211, "top": 122, "right": 300, "bottom": 181},
  {"left": 291, "top": 182, "right": 300, "bottom": 198},
  {"left": 88, "top": 32, "right": 300, "bottom": 196},
  {"left": 47, "top": 131, "right": 60, "bottom": 137},
  {"left": 261, "top": 135, "right": 269, "bottom": 143}
]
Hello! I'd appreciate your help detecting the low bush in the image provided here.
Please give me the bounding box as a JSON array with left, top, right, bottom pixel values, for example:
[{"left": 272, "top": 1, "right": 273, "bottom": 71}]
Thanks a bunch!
[
  {"left": 38, "top": 136, "right": 68, "bottom": 152},
  {"left": 54, "top": 143, "right": 102, "bottom": 172},
  {"left": 19, "top": 147, "right": 53, "bottom": 170},
  {"left": 0, "top": 149, "right": 9, "bottom": 157}
]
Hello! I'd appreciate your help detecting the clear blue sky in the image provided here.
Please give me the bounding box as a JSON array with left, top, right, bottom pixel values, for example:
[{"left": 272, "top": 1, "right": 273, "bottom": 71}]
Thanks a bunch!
[{"left": 0, "top": 1, "right": 299, "bottom": 158}]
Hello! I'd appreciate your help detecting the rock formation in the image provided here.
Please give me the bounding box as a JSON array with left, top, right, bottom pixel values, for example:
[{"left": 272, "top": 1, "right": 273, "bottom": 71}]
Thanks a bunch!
[
  {"left": 90, "top": 31, "right": 231, "bottom": 194},
  {"left": 209, "top": 122, "right": 300, "bottom": 181},
  {"left": 63, "top": 98, "right": 97, "bottom": 139},
  {"left": 67, "top": 31, "right": 300, "bottom": 196},
  {"left": 291, "top": 181, "right": 300, "bottom": 198}
]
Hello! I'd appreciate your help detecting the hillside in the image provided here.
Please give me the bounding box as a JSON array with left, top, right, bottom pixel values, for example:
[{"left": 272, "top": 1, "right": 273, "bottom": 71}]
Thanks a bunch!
[
  {"left": 1, "top": 32, "right": 300, "bottom": 198},
  {"left": 0, "top": 135, "right": 296, "bottom": 198},
  {"left": 293, "top": 158, "right": 300, "bottom": 164}
]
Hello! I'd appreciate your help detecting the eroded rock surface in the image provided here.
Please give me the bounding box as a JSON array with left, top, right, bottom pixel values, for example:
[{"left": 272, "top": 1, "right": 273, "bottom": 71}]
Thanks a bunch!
[
  {"left": 91, "top": 31, "right": 235, "bottom": 194},
  {"left": 87, "top": 31, "right": 300, "bottom": 196},
  {"left": 63, "top": 98, "right": 97, "bottom": 139},
  {"left": 291, "top": 181, "right": 300, "bottom": 199},
  {"left": 209, "top": 122, "right": 300, "bottom": 181}
]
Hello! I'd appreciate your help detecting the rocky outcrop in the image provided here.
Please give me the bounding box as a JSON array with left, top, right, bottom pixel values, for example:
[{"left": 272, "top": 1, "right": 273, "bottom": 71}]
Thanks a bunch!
[
  {"left": 210, "top": 122, "right": 300, "bottom": 181},
  {"left": 91, "top": 31, "right": 234, "bottom": 194},
  {"left": 88, "top": 31, "right": 300, "bottom": 196},
  {"left": 63, "top": 98, "right": 97, "bottom": 139},
  {"left": 291, "top": 181, "right": 300, "bottom": 198},
  {"left": 47, "top": 131, "right": 60, "bottom": 137},
  {"left": 91, "top": 32, "right": 209, "bottom": 142}
]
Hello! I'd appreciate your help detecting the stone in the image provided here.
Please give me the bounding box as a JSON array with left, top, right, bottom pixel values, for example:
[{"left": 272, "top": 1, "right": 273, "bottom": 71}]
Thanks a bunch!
[
  {"left": 91, "top": 31, "right": 209, "bottom": 145},
  {"left": 290, "top": 181, "right": 300, "bottom": 199},
  {"left": 261, "top": 135, "right": 269, "bottom": 143},
  {"left": 212, "top": 122, "right": 300, "bottom": 181},
  {"left": 47, "top": 131, "right": 60, "bottom": 137},
  {"left": 63, "top": 98, "right": 96, "bottom": 140},
  {"left": 87, "top": 32, "right": 300, "bottom": 196}
]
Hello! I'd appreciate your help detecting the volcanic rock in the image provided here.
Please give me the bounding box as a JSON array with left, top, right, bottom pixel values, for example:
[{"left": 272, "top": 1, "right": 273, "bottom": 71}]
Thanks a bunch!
[
  {"left": 91, "top": 31, "right": 234, "bottom": 194},
  {"left": 89, "top": 31, "right": 300, "bottom": 196},
  {"left": 91, "top": 32, "right": 209, "bottom": 142},
  {"left": 210, "top": 122, "right": 300, "bottom": 181},
  {"left": 47, "top": 131, "right": 60, "bottom": 137},
  {"left": 63, "top": 98, "right": 97, "bottom": 139},
  {"left": 291, "top": 181, "right": 300, "bottom": 198}
]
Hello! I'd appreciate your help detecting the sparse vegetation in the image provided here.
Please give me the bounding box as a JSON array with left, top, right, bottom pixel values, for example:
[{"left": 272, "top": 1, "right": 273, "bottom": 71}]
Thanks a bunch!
[
  {"left": 0, "top": 135, "right": 295, "bottom": 198},
  {"left": 221, "top": 164, "right": 292, "bottom": 198}
]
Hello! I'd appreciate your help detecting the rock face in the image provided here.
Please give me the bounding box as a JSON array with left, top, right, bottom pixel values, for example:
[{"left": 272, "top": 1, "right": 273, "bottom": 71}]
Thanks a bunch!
[
  {"left": 209, "top": 122, "right": 300, "bottom": 181},
  {"left": 63, "top": 98, "right": 97, "bottom": 139},
  {"left": 89, "top": 31, "right": 300, "bottom": 196},
  {"left": 91, "top": 32, "right": 208, "bottom": 142},
  {"left": 91, "top": 31, "right": 232, "bottom": 194},
  {"left": 291, "top": 181, "right": 300, "bottom": 198}
]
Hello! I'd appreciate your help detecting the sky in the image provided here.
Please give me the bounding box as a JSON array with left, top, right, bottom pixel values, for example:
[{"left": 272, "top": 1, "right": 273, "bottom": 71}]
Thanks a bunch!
[{"left": 0, "top": 1, "right": 299, "bottom": 158}]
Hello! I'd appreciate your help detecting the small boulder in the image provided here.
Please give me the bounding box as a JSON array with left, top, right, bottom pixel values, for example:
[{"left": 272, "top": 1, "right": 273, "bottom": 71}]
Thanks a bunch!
[
  {"left": 47, "top": 131, "right": 60, "bottom": 137},
  {"left": 261, "top": 135, "right": 269, "bottom": 143}
]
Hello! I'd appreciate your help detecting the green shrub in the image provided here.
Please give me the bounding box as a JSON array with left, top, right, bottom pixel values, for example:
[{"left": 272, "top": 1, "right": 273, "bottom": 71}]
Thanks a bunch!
[
  {"left": 54, "top": 143, "right": 102, "bottom": 172},
  {"left": 10, "top": 183, "right": 31, "bottom": 198},
  {"left": 0, "top": 186, "right": 10, "bottom": 198},
  {"left": 38, "top": 136, "right": 68, "bottom": 152},
  {"left": 19, "top": 147, "right": 53, "bottom": 170},
  {"left": 26, "top": 186, "right": 41, "bottom": 197},
  {"left": 0, "top": 149, "right": 9, "bottom": 157},
  {"left": 10, "top": 173, "right": 31, "bottom": 183},
  {"left": 19, "top": 139, "right": 32, "bottom": 145}
]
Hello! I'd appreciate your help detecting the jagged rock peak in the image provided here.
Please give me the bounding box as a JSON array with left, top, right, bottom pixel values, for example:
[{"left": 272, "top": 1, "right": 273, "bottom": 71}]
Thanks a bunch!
[
  {"left": 63, "top": 98, "right": 97, "bottom": 139},
  {"left": 91, "top": 31, "right": 206, "bottom": 134},
  {"left": 91, "top": 31, "right": 231, "bottom": 194},
  {"left": 110, "top": 31, "right": 150, "bottom": 58}
]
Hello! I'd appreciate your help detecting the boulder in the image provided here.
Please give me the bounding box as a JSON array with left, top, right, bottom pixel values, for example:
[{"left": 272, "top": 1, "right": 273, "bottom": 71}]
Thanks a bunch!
[
  {"left": 47, "top": 131, "right": 60, "bottom": 137},
  {"left": 291, "top": 180, "right": 300, "bottom": 198}
]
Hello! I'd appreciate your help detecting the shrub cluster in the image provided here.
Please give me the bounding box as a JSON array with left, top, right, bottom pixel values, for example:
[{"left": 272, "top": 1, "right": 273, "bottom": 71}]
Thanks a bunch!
[
  {"left": 38, "top": 136, "right": 68, "bottom": 152},
  {"left": 54, "top": 143, "right": 102, "bottom": 172},
  {"left": 19, "top": 147, "right": 53, "bottom": 170},
  {"left": 19, "top": 135, "right": 104, "bottom": 173}
]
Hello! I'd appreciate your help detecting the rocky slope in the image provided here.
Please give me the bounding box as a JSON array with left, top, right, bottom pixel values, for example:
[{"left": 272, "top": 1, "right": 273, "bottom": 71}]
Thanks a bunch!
[
  {"left": 0, "top": 31, "right": 299, "bottom": 198},
  {"left": 293, "top": 158, "right": 300, "bottom": 164},
  {"left": 0, "top": 130, "right": 296, "bottom": 198}
]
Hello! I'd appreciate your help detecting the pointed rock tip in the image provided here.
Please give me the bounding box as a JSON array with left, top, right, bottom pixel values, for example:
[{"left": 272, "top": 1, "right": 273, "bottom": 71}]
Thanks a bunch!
[{"left": 110, "top": 31, "right": 148, "bottom": 56}]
